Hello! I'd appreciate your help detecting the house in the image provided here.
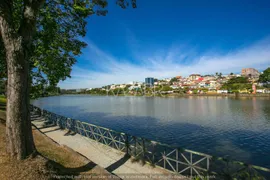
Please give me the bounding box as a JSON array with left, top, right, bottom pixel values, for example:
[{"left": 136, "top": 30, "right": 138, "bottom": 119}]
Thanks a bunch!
[
  {"left": 205, "top": 81, "right": 210, "bottom": 88},
  {"left": 256, "top": 89, "right": 265, "bottom": 93},
  {"left": 217, "top": 90, "right": 228, "bottom": 94},
  {"left": 110, "top": 85, "right": 116, "bottom": 90},
  {"left": 170, "top": 85, "right": 179, "bottom": 89},
  {"left": 160, "top": 90, "right": 174, "bottom": 94},
  {"left": 128, "top": 81, "right": 142, "bottom": 86},
  {"left": 172, "top": 82, "right": 181, "bottom": 86},
  {"left": 119, "top": 84, "right": 126, "bottom": 88},
  {"left": 203, "top": 75, "right": 215, "bottom": 81},
  {"left": 164, "top": 78, "right": 172, "bottom": 82},
  {"left": 209, "top": 81, "right": 217, "bottom": 88},
  {"left": 198, "top": 82, "right": 206, "bottom": 88},
  {"left": 128, "top": 86, "right": 141, "bottom": 90},
  {"left": 189, "top": 74, "right": 201, "bottom": 81},
  {"left": 86, "top": 88, "right": 93, "bottom": 91}
]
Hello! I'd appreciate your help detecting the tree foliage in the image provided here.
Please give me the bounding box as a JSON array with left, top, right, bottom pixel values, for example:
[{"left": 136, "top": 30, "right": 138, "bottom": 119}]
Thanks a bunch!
[
  {"left": 259, "top": 67, "right": 270, "bottom": 87},
  {"left": 226, "top": 77, "right": 249, "bottom": 84},
  {"left": 161, "top": 85, "right": 173, "bottom": 91},
  {"left": 221, "top": 77, "right": 251, "bottom": 90},
  {"left": 169, "top": 77, "right": 178, "bottom": 85},
  {"left": 0, "top": 0, "right": 136, "bottom": 97},
  {"left": 0, "top": 0, "right": 136, "bottom": 159}
]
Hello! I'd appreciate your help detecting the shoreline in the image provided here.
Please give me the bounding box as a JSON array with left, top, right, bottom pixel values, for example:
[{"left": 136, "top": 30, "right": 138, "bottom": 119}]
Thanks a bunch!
[
  {"left": 60, "top": 93, "right": 270, "bottom": 98},
  {"left": 167, "top": 93, "right": 270, "bottom": 98}
]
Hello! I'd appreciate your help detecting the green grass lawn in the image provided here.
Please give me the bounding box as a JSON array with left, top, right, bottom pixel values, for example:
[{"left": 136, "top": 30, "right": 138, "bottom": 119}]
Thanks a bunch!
[{"left": 0, "top": 95, "right": 6, "bottom": 103}]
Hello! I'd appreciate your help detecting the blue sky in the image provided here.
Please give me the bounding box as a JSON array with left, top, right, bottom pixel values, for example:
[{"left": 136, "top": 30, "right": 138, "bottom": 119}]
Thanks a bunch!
[{"left": 59, "top": 0, "right": 270, "bottom": 89}]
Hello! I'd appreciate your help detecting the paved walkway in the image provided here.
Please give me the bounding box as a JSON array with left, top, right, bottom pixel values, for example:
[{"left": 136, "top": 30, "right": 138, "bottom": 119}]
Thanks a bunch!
[{"left": 31, "top": 114, "right": 187, "bottom": 180}]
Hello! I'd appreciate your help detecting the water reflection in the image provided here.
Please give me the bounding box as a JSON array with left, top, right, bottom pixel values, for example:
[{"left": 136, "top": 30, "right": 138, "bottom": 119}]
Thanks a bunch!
[{"left": 32, "top": 95, "right": 270, "bottom": 167}]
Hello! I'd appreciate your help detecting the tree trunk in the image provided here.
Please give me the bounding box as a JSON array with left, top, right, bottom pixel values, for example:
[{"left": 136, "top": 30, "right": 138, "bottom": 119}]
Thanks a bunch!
[
  {"left": 5, "top": 39, "right": 35, "bottom": 160},
  {"left": 0, "top": 15, "right": 35, "bottom": 161},
  {"left": 0, "top": 0, "right": 44, "bottom": 160}
]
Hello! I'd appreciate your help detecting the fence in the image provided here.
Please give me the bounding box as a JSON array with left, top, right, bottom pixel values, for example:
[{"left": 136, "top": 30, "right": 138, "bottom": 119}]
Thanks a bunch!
[{"left": 30, "top": 105, "right": 270, "bottom": 180}]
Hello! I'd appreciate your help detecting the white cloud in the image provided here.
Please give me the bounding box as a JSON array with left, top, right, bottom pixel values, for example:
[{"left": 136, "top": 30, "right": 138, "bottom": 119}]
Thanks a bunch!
[{"left": 59, "top": 37, "right": 270, "bottom": 89}]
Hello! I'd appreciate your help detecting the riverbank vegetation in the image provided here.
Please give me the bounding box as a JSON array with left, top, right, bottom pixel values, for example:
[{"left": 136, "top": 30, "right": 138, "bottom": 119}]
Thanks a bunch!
[
  {"left": 259, "top": 67, "right": 270, "bottom": 88},
  {"left": 30, "top": 85, "right": 61, "bottom": 99},
  {"left": 221, "top": 77, "right": 253, "bottom": 93}
]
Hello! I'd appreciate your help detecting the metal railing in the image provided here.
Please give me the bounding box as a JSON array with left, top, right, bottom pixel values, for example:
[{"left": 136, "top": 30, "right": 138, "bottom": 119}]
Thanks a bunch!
[{"left": 30, "top": 105, "right": 270, "bottom": 180}]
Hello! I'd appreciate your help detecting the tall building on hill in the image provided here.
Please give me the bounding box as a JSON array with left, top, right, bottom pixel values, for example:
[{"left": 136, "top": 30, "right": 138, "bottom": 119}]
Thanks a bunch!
[
  {"left": 241, "top": 68, "right": 260, "bottom": 78},
  {"left": 145, "top": 77, "right": 154, "bottom": 86}
]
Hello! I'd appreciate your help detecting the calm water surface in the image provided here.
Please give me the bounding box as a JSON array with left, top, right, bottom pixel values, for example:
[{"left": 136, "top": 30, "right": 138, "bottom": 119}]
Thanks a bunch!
[{"left": 32, "top": 95, "right": 270, "bottom": 168}]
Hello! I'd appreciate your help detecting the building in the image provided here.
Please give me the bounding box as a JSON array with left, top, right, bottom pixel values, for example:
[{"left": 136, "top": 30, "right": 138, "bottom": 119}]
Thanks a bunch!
[
  {"left": 119, "top": 84, "right": 126, "bottom": 88},
  {"left": 209, "top": 80, "right": 217, "bottom": 89},
  {"left": 128, "top": 85, "right": 141, "bottom": 90},
  {"left": 198, "top": 82, "right": 206, "bottom": 88},
  {"left": 86, "top": 88, "right": 93, "bottom": 91},
  {"left": 217, "top": 90, "right": 228, "bottom": 94},
  {"left": 110, "top": 85, "right": 116, "bottom": 90},
  {"left": 189, "top": 74, "right": 201, "bottom": 81},
  {"left": 164, "top": 78, "right": 171, "bottom": 82},
  {"left": 145, "top": 77, "right": 154, "bottom": 86},
  {"left": 241, "top": 68, "right": 260, "bottom": 78},
  {"left": 203, "top": 75, "right": 215, "bottom": 81}
]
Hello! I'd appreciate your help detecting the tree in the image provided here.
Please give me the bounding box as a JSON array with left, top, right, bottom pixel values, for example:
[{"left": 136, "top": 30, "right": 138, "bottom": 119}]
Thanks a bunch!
[
  {"left": 230, "top": 72, "right": 234, "bottom": 76},
  {"left": 221, "top": 77, "right": 250, "bottom": 91},
  {"left": 259, "top": 67, "right": 270, "bottom": 87},
  {"left": 227, "top": 77, "right": 248, "bottom": 84},
  {"left": 219, "top": 72, "right": 222, "bottom": 78},
  {"left": 0, "top": 0, "right": 136, "bottom": 160},
  {"left": 169, "top": 77, "right": 178, "bottom": 85},
  {"left": 161, "top": 85, "right": 173, "bottom": 91},
  {"left": 193, "top": 89, "right": 198, "bottom": 94}
]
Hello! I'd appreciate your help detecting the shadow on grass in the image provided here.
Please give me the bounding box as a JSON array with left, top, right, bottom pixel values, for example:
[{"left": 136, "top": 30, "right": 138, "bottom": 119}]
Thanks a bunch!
[
  {"left": 0, "top": 102, "right": 6, "bottom": 111},
  {"left": 45, "top": 159, "right": 97, "bottom": 176}
]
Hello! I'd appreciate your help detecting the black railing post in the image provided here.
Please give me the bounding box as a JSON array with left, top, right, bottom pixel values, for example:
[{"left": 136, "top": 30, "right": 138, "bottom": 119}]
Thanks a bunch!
[
  {"left": 125, "top": 134, "right": 129, "bottom": 155},
  {"left": 142, "top": 139, "right": 145, "bottom": 158},
  {"left": 134, "top": 136, "right": 137, "bottom": 156}
]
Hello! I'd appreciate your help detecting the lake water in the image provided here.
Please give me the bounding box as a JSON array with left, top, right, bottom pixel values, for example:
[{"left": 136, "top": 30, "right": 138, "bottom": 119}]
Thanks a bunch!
[{"left": 32, "top": 95, "right": 270, "bottom": 168}]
